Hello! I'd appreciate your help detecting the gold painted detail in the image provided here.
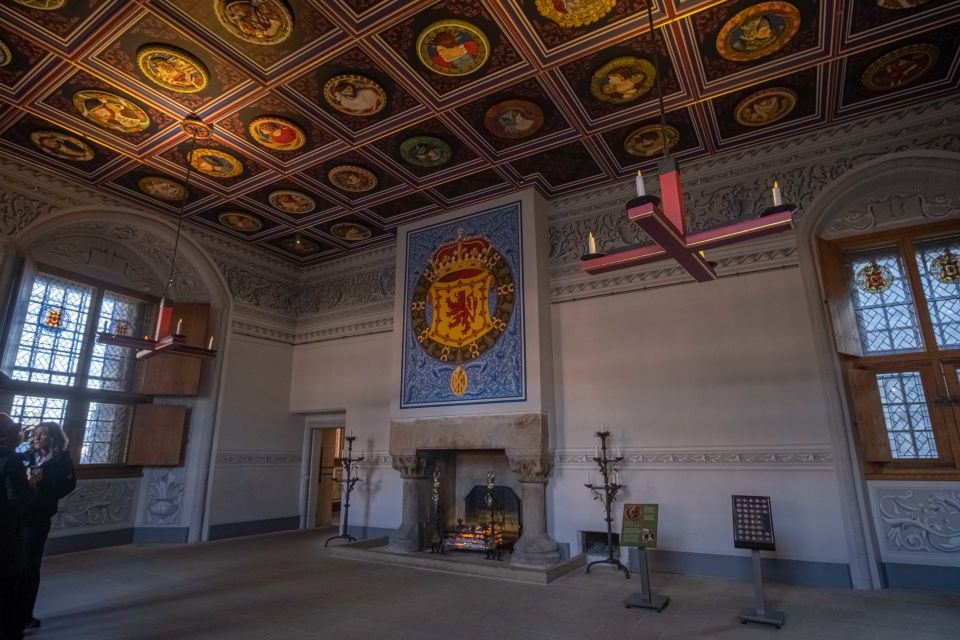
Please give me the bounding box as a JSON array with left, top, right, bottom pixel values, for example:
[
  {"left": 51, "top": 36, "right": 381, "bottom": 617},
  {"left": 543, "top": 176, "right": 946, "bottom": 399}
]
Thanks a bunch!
[
  {"left": 450, "top": 365, "right": 468, "bottom": 397},
  {"left": 535, "top": 0, "right": 616, "bottom": 28}
]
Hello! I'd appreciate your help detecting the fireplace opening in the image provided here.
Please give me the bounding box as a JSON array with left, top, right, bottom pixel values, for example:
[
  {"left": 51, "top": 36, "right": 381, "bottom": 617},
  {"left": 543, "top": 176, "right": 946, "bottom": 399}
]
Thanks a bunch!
[
  {"left": 442, "top": 485, "right": 521, "bottom": 553},
  {"left": 581, "top": 530, "right": 619, "bottom": 556}
]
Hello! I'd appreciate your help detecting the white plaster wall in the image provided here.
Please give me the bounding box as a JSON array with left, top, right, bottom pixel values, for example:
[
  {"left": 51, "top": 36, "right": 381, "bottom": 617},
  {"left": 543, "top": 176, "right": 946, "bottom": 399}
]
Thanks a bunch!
[
  {"left": 207, "top": 334, "right": 303, "bottom": 525},
  {"left": 548, "top": 267, "right": 845, "bottom": 562},
  {"left": 290, "top": 331, "right": 399, "bottom": 530}
]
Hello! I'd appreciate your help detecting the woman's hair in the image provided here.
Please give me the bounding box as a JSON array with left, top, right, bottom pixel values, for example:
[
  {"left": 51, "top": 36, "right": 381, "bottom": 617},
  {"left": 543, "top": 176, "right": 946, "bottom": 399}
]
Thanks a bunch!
[{"left": 37, "top": 421, "right": 69, "bottom": 452}]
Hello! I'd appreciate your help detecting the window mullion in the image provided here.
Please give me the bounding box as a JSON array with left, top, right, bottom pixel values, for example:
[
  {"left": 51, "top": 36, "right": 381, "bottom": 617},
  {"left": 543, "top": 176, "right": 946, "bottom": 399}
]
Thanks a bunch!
[
  {"left": 900, "top": 236, "right": 939, "bottom": 355},
  {"left": 75, "top": 287, "right": 104, "bottom": 390}
]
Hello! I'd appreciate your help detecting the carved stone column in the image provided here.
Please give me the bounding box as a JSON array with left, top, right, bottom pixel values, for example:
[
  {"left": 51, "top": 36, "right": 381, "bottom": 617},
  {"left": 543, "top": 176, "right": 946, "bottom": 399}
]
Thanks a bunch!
[
  {"left": 507, "top": 450, "right": 560, "bottom": 568},
  {"left": 387, "top": 452, "right": 434, "bottom": 553}
]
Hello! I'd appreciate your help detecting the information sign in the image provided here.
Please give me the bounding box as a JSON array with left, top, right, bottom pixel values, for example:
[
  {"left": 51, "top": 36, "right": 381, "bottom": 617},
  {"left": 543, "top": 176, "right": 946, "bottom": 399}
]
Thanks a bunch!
[
  {"left": 732, "top": 495, "right": 775, "bottom": 551},
  {"left": 621, "top": 503, "right": 658, "bottom": 548}
]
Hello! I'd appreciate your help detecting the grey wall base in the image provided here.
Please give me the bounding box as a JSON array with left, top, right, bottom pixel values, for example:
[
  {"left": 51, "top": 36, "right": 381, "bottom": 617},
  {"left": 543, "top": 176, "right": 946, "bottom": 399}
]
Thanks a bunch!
[
  {"left": 882, "top": 563, "right": 960, "bottom": 593},
  {"left": 208, "top": 516, "right": 300, "bottom": 541},
  {"left": 346, "top": 525, "right": 393, "bottom": 540},
  {"left": 629, "top": 549, "right": 852, "bottom": 589},
  {"left": 47, "top": 527, "right": 189, "bottom": 554}
]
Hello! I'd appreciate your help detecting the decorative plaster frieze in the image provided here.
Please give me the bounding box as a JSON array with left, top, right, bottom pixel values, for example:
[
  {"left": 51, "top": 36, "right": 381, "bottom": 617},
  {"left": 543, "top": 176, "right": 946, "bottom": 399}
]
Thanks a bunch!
[
  {"left": 874, "top": 486, "right": 960, "bottom": 559},
  {"left": 217, "top": 259, "right": 297, "bottom": 314},
  {"left": 556, "top": 447, "right": 834, "bottom": 468},
  {"left": 145, "top": 468, "right": 186, "bottom": 525},
  {"left": 51, "top": 480, "right": 136, "bottom": 529},
  {"left": 824, "top": 190, "right": 960, "bottom": 239},
  {"left": 231, "top": 319, "right": 297, "bottom": 343},
  {"left": 0, "top": 191, "right": 53, "bottom": 237},
  {"left": 295, "top": 265, "right": 395, "bottom": 316},
  {"left": 294, "top": 314, "right": 394, "bottom": 343},
  {"left": 216, "top": 450, "right": 302, "bottom": 466}
]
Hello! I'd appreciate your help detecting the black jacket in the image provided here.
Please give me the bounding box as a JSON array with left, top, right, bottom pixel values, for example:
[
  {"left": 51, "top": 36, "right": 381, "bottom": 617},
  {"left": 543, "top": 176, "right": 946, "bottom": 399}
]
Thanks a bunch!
[
  {"left": 0, "top": 447, "right": 36, "bottom": 576},
  {"left": 22, "top": 450, "right": 76, "bottom": 526}
]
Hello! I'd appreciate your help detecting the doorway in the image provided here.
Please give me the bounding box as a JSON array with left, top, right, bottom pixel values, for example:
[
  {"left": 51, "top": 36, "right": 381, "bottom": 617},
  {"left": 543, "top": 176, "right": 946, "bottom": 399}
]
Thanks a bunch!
[{"left": 305, "top": 425, "right": 344, "bottom": 528}]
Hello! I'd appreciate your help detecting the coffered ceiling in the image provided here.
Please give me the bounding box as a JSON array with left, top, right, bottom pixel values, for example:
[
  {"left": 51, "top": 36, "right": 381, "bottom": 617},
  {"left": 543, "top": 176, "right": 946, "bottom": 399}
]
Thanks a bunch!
[{"left": 1, "top": 0, "right": 957, "bottom": 264}]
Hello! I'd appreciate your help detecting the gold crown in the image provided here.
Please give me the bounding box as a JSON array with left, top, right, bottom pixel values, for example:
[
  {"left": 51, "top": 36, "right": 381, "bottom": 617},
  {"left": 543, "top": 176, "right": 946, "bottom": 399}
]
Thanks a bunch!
[{"left": 429, "top": 229, "right": 492, "bottom": 281}]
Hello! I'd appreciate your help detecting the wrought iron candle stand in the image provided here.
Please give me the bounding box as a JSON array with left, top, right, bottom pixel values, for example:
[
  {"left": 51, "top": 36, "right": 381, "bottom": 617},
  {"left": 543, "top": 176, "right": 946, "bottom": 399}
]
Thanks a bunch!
[
  {"left": 483, "top": 469, "right": 503, "bottom": 561},
  {"left": 585, "top": 430, "right": 630, "bottom": 578},
  {"left": 324, "top": 435, "right": 363, "bottom": 547}
]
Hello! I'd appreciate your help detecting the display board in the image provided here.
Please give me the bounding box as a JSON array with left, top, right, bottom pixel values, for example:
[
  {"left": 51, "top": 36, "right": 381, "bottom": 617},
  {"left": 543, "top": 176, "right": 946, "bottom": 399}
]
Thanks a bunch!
[
  {"left": 621, "top": 503, "right": 658, "bottom": 548},
  {"left": 732, "top": 495, "right": 775, "bottom": 551}
]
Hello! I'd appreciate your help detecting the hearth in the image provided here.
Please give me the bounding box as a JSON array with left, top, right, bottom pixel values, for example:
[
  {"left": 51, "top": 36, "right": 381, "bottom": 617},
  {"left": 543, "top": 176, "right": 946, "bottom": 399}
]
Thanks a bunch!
[{"left": 442, "top": 483, "right": 521, "bottom": 554}]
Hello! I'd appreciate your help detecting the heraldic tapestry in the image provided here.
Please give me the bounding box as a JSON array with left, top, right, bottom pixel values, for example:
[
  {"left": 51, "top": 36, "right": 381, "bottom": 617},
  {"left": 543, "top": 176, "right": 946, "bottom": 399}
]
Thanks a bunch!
[{"left": 401, "top": 202, "right": 525, "bottom": 408}]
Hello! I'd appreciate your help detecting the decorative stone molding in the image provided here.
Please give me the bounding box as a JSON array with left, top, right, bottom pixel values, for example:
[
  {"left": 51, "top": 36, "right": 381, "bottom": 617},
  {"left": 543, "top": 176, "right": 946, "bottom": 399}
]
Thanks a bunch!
[
  {"left": 824, "top": 190, "right": 960, "bottom": 238},
  {"left": 556, "top": 447, "right": 834, "bottom": 468},
  {"left": 391, "top": 453, "right": 434, "bottom": 479},
  {"left": 217, "top": 259, "right": 297, "bottom": 314},
  {"left": 507, "top": 451, "right": 556, "bottom": 483},
  {"left": 145, "top": 468, "right": 186, "bottom": 525},
  {"left": 295, "top": 265, "right": 396, "bottom": 316},
  {"left": 875, "top": 487, "right": 960, "bottom": 556},
  {"left": 0, "top": 192, "right": 52, "bottom": 237},
  {"left": 51, "top": 480, "right": 136, "bottom": 530},
  {"left": 216, "top": 451, "right": 302, "bottom": 466}
]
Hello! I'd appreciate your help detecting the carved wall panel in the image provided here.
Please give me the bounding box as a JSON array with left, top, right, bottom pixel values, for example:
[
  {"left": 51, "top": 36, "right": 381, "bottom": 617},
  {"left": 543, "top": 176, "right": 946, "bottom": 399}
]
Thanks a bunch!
[
  {"left": 872, "top": 483, "right": 960, "bottom": 566},
  {"left": 144, "top": 468, "right": 186, "bottom": 525},
  {"left": 51, "top": 480, "right": 136, "bottom": 530}
]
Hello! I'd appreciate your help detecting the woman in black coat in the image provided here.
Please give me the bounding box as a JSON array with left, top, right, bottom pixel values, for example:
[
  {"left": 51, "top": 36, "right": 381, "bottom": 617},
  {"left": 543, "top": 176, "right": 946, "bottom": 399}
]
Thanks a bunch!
[
  {"left": 1, "top": 413, "right": 36, "bottom": 640},
  {"left": 20, "top": 422, "right": 76, "bottom": 631}
]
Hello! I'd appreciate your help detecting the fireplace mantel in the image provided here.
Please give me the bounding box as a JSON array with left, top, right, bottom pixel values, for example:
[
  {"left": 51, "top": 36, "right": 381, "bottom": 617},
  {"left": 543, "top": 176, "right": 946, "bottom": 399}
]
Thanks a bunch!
[{"left": 389, "top": 412, "right": 549, "bottom": 458}]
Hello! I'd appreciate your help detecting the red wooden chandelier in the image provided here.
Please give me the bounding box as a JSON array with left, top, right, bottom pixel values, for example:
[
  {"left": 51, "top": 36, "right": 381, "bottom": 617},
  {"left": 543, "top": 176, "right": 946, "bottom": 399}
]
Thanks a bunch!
[{"left": 580, "top": 5, "right": 797, "bottom": 282}]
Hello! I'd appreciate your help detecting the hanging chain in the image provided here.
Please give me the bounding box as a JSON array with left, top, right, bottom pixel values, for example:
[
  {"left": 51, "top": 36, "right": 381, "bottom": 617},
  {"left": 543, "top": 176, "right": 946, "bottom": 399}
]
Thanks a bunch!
[{"left": 161, "top": 129, "right": 201, "bottom": 301}]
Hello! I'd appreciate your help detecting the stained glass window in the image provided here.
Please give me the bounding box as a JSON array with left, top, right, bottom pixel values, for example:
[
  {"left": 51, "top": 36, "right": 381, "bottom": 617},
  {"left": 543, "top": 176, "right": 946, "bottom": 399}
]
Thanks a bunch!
[
  {"left": 914, "top": 235, "right": 960, "bottom": 351},
  {"left": 80, "top": 403, "right": 133, "bottom": 465},
  {"left": 847, "top": 249, "right": 923, "bottom": 355},
  {"left": 87, "top": 292, "right": 147, "bottom": 391},
  {"left": 876, "top": 371, "right": 938, "bottom": 459},
  {"left": 8, "top": 395, "right": 68, "bottom": 454},
  {"left": 12, "top": 275, "right": 93, "bottom": 385}
]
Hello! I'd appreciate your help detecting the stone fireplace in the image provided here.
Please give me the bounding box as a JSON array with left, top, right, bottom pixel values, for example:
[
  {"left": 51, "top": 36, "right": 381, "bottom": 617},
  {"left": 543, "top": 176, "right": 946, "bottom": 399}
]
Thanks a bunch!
[{"left": 388, "top": 412, "right": 560, "bottom": 568}]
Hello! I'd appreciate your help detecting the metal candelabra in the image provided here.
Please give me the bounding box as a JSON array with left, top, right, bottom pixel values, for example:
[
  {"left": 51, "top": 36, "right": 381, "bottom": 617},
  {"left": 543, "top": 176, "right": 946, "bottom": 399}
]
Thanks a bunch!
[
  {"left": 324, "top": 435, "right": 363, "bottom": 547},
  {"left": 585, "top": 430, "right": 630, "bottom": 578}
]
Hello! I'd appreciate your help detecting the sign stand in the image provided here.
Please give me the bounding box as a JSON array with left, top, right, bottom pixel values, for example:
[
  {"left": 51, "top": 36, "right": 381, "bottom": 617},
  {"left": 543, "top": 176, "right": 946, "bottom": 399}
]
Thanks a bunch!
[
  {"left": 620, "top": 504, "right": 669, "bottom": 613},
  {"left": 623, "top": 547, "right": 669, "bottom": 612},
  {"left": 731, "top": 495, "right": 784, "bottom": 629},
  {"left": 739, "top": 549, "right": 784, "bottom": 628}
]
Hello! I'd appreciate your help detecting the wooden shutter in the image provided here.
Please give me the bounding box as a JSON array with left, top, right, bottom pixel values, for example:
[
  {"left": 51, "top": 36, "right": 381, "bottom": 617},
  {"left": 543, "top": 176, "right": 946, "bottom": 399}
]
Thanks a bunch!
[
  {"left": 846, "top": 367, "right": 893, "bottom": 462},
  {"left": 126, "top": 404, "right": 188, "bottom": 466},
  {"left": 818, "top": 240, "right": 863, "bottom": 356}
]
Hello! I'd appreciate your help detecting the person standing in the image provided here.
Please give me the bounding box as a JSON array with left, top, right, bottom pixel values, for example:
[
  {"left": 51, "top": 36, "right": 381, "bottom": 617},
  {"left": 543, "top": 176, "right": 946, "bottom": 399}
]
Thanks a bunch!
[
  {"left": 0, "top": 413, "right": 36, "bottom": 640},
  {"left": 20, "top": 422, "right": 76, "bottom": 632}
]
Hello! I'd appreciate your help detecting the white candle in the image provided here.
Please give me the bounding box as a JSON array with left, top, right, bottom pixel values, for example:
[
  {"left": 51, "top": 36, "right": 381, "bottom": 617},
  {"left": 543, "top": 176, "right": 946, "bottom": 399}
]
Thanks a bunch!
[
  {"left": 175, "top": 318, "right": 183, "bottom": 335},
  {"left": 588, "top": 231, "right": 597, "bottom": 255},
  {"left": 635, "top": 170, "right": 645, "bottom": 197},
  {"left": 772, "top": 180, "right": 782, "bottom": 206},
  {"left": 207, "top": 336, "right": 214, "bottom": 350},
  {"left": 595, "top": 446, "right": 600, "bottom": 459},
  {"left": 618, "top": 446, "right": 623, "bottom": 458}
]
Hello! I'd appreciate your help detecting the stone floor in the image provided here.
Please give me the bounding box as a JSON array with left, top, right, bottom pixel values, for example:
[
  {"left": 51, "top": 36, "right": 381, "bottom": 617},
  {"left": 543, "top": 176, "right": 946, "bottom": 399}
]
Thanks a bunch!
[{"left": 30, "top": 529, "right": 960, "bottom": 640}]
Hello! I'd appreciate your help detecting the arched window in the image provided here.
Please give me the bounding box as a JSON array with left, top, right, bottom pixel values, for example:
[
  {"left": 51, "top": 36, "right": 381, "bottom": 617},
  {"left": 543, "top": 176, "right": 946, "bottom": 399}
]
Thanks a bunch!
[
  {"left": 1, "top": 265, "right": 154, "bottom": 467},
  {"left": 820, "top": 221, "right": 960, "bottom": 480}
]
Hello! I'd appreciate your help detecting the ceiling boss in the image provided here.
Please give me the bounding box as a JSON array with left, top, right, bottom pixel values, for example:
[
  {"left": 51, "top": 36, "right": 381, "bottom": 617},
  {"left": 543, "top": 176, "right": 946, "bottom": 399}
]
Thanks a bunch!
[
  {"left": 410, "top": 230, "right": 515, "bottom": 398},
  {"left": 535, "top": 0, "right": 616, "bottom": 28}
]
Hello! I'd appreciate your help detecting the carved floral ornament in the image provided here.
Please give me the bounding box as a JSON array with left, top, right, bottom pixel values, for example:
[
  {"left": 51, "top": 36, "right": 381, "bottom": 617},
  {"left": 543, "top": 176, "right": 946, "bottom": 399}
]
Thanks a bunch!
[
  {"left": 506, "top": 451, "right": 555, "bottom": 482},
  {"left": 878, "top": 489, "right": 960, "bottom": 554},
  {"left": 391, "top": 453, "right": 434, "bottom": 479}
]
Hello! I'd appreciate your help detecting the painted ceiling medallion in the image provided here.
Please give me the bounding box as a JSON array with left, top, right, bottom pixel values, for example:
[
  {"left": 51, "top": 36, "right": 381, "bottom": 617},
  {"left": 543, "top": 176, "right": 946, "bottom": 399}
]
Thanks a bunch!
[
  {"left": 188, "top": 147, "right": 244, "bottom": 178},
  {"left": 268, "top": 189, "right": 315, "bottom": 214},
  {"left": 330, "top": 221, "right": 372, "bottom": 242},
  {"left": 591, "top": 56, "right": 656, "bottom": 105},
  {"left": 930, "top": 249, "right": 960, "bottom": 285},
  {"left": 281, "top": 235, "right": 320, "bottom": 256},
  {"left": 856, "top": 260, "right": 894, "bottom": 293},
  {"left": 328, "top": 165, "right": 377, "bottom": 192},
  {"left": 400, "top": 136, "right": 452, "bottom": 168},
  {"left": 624, "top": 124, "right": 680, "bottom": 157},
  {"left": 219, "top": 211, "right": 263, "bottom": 233},
  {"left": 248, "top": 115, "right": 306, "bottom": 151},
  {"left": 716, "top": 2, "right": 801, "bottom": 62},
  {"left": 535, "top": 0, "right": 616, "bottom": 28},
  {"left": 323, "top": 74, "right": 386, "bottom": 117},
  {"left": 876, "top": 0, "right": 931, "bottom": 8},
  {"left": 136, "top": 44, "right": 209, "bottom": 94},
  {"left": 734, "top": 87, "right": 798, "bottom": 127},
  {"left": 417, "top": 20, "right": 490, "bottom": 77},
  {"left": 484, "top": 99, "right": 545, "bottom": 140},
  {"left": 862, "top": 43, "right": 939, "bottom": 91},
  {"left": 0, "top": 39, "right": 11, "bottom": 67},
  {"left": 72, "top": 90, "right": 150, "bottom": 134},
  {"left": 138, "top": 176, "right": 187, "bottom": 201},
  {"left": 30, "top": 131, "right": 94, "bottom": 161},
  {"left": 181, "top": 117, "right": 213, "bottom": 139},
  {"left": 14, "top": 0, "right": 66, "bottom": 9},
  {"left": 215, "top": 0, "right": 294, "bottom": 45}
]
